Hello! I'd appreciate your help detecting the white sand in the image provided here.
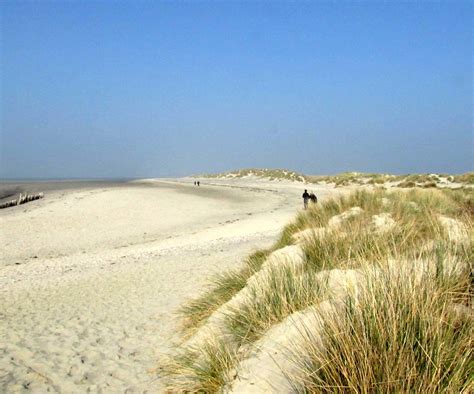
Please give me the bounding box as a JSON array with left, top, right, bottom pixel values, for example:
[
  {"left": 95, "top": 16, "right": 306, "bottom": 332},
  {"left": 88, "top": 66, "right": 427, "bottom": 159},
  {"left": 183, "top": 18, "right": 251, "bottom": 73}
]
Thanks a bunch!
[{"left": 0, "top": 179, "right": 333, "bottom": 392}]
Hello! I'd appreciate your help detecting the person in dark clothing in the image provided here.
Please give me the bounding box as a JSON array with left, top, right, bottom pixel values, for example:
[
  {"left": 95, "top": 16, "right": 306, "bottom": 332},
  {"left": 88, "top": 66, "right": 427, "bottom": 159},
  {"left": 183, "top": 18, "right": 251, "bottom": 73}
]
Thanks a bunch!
[
  {"left": 197, "top": 181, "right": 200, "bottom": 186},
  {"left": 309, "top": 192, "right": 317, "bottom": 204},
  {"left": 302, "top": 189, "right": 310, "bottom": 209}
]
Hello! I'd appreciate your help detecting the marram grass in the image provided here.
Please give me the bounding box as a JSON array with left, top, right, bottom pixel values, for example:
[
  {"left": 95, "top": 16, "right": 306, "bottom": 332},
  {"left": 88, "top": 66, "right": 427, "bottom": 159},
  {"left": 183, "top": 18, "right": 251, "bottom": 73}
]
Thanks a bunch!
[
  {"left": 290, "top": 255, "right": 472, "bottom": 393},
  {"left": 162, "top": 337, "right": 238, "bottom": 393},
  {"left": 178, "top": 249, "right": 271, "bottom": 336},
  {"left": 163, "top": 187, "right": 473, "bottom": 392},
  {"left": 225, "top": 264, "right": 322, "bottom": 345}
]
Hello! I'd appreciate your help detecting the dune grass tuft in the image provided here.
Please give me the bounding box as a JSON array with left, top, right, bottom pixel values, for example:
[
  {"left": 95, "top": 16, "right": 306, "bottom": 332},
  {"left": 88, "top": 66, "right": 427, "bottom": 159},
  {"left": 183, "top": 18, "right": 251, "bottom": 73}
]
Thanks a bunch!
[
  {"left": 398, "top": 180, "right": 416, "bottom": 188},
  {"left": 453, "top": 172, "right": 474, "bottom": 185},
  {"left": 291, "top": 255, "right": 472, "bottom": 392},
  {"left": 179, "top": 249, "right": 271, "bottom": 335},
  {"left": 162, "top": 337, "right": 238, "bottom": 393},
  {"left": 225, "top": 265, "right": 322, "bottom": 345}
]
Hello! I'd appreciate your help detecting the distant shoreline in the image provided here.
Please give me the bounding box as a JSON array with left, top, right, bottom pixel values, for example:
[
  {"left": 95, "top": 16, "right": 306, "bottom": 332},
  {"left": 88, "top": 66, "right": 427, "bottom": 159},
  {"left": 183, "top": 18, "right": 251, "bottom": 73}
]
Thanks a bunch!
[
  {"left": 0, "top": 179, "right": 148, "bottom": 202},
  {"left": 0, "top": 177, "right": 139, "bottom": 182}
]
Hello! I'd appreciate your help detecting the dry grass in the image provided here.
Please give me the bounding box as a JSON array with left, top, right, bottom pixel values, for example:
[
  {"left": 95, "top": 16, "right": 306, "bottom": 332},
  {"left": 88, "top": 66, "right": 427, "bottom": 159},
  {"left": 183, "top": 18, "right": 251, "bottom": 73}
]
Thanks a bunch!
[
  {"left": 453, "top": 172, "right": 474, "bottom": 185},
  {"left": 163, "top": 187, "right": 473, "bottom": 392},
  {"left": 225, "top": 264, "right": 322, "bottom": 345},
  {"left": 161, "top": 337, "right": 238, "bottom": 392},
  {"left": 200, "top": 169, "right": 474, "bottom": 189},
  {"left": 444, "top": 188, "right": 474, "bottom": 219},
  {"left": 178, "top": 249, "right": 271, "bottom": 336},
  {"left": 291, "top": 252, "right": 472, "bottom": 392},
  {"left": 200, "top": 168, "right": 307, "bottom": 182},
  {"left": 422, "top": 181, "right": 438, "bottom": 188},
  {"left": 308, "top": 171, "right": 474, "bottom": 188},
  {"left": 404, "top": 173, "right": 440, "bottom": 183},
  {"left": 398, "top": 180, "right": 417, "bottom": 188}
]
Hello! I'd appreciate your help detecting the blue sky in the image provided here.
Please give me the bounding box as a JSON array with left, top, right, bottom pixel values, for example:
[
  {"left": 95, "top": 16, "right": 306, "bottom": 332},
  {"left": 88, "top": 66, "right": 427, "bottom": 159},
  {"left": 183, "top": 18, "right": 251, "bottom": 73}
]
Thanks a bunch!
[{"left": 1, "top": 1, "right": 472, "bottom": 178}]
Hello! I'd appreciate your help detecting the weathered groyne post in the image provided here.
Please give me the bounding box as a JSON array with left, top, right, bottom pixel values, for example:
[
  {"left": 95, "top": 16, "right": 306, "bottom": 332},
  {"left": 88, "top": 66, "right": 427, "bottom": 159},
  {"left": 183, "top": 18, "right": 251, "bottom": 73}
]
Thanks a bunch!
[{"left": 0, "top": 192, "right": 44, "bottom": 209}]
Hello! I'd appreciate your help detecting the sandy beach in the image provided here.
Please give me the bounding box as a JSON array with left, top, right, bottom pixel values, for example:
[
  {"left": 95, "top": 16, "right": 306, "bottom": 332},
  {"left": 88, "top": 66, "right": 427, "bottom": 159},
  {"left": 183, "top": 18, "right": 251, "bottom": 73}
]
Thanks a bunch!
[{"left": 0, "top": 178, "right": 331, "bottom": 392}]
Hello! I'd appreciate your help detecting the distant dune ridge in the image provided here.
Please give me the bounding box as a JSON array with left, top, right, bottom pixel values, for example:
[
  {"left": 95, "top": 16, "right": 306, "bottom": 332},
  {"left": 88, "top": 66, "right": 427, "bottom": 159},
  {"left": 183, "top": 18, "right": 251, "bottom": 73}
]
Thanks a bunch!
[
  {"left": 163, "top": 185, "right": 473, "bottom": 392},
  {"left": 197, "top": 168, "right": 474, "bottom": 189},
  {"left": 199, "top": 168, "right": 307, "bottom": 182}
]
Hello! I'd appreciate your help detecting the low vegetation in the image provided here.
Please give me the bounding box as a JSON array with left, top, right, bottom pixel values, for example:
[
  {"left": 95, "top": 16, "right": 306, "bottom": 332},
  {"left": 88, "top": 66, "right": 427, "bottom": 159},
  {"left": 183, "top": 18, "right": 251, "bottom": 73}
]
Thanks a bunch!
[
  {"left": 162, "top": 188, "right": 473, "bottom": 392},
  {"left": 199, "top": 168, "right": 307, "bottom": 182},
  {"left": 225, "top": 264, "right": 322, "bottom": 345},
  {"left": 292, "top": 258, "right": 472, "bottom": 392},
  {"left": 454, "top": 172, "right": 474, "bottom": 184},
  {"left": 309, "top": 171, "right": 473, "bottom": 188},
  {"left": 178, "top": 249, "right": 271, "bottom": 336},
  {"left": 305, "top": 172, "right": 400, "bottom": 184},
  {"left": 198, "top": 168, "right": 474, "bottom": 189},
  {"left": 162, "top": 337, "right": 238, "bottom": 392}
]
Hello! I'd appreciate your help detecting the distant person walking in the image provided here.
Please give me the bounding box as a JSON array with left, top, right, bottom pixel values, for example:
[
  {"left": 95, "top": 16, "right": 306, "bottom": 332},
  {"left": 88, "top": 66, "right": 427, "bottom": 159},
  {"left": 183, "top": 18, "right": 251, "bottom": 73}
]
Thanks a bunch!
[
  {"left": 302, "top": 189, "right": 310, "bottom": 209},
  {"left": 197, "top": 181, "right": 200, "bottom": 187}
]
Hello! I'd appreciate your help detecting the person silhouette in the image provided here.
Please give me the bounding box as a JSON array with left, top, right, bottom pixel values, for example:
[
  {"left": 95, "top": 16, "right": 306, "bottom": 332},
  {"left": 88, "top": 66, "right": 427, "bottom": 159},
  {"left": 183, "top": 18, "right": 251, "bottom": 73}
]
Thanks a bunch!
[{"left": 302, "top": 189, "right": 310, "bottom": 209}]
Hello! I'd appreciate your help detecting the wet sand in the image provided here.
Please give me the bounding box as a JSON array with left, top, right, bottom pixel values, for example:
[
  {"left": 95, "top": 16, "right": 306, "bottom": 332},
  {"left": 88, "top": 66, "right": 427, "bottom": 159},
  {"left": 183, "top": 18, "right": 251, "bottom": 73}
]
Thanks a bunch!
[{"left": 0, "top": 180, "right": 129, "bottom": 202}]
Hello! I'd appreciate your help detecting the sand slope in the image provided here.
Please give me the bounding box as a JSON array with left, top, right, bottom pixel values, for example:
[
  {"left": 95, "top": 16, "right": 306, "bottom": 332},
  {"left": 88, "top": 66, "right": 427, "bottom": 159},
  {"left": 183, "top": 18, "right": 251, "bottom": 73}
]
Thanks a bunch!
[{"left": 1, "top": 179, "right": 330, "bottom": 392}]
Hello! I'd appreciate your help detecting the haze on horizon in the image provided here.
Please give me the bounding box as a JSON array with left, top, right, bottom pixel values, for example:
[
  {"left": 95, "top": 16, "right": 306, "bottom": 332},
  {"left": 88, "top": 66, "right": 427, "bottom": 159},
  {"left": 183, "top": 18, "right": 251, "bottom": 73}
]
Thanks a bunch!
[{"left": 1, "top": 1, "right": 472, "bottom": 179}]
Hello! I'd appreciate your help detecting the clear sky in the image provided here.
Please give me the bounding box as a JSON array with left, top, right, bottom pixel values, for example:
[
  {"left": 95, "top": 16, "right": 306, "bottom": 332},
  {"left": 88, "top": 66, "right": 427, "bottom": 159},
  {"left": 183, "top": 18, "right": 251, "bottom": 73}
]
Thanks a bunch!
[{"left": 1, "top": 1, "right": 472, "bottom": 179}]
